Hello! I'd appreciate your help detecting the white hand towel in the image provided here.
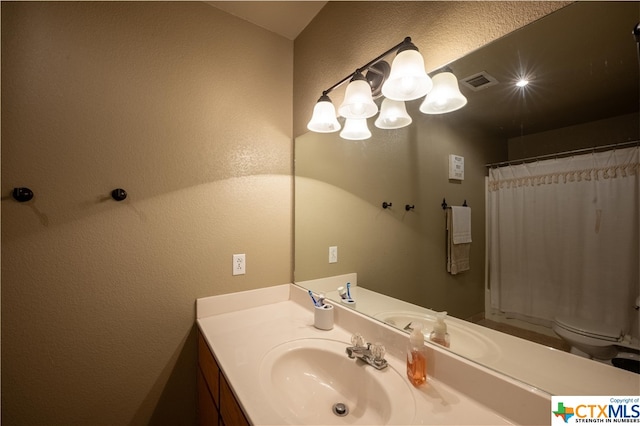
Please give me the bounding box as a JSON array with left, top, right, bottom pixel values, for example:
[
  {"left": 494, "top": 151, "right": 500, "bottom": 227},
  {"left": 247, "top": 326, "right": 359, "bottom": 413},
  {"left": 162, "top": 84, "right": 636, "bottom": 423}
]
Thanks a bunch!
[
  {"left": 447, "top": 207, "right": 471, "bottom": 275},
  {"left": 451, "top": 206, "right": 472, "bottom": 244}
]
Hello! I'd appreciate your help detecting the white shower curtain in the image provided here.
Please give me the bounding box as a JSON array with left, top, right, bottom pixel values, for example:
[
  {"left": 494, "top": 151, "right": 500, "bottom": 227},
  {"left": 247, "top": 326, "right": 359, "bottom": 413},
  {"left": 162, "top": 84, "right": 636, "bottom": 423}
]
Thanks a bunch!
[{"left": 487, "top": 146, "right": 639, "bottom": 332}]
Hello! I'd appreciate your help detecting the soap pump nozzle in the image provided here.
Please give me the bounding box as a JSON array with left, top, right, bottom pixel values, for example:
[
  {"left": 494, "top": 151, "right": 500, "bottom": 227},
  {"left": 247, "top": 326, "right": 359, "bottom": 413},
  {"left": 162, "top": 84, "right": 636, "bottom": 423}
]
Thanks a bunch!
[
  {"left": 409, "top": 322, "right": 424, "bottom": 347},
  {"left": 429, "top": 311, "right": 450, "bottom": 348}
]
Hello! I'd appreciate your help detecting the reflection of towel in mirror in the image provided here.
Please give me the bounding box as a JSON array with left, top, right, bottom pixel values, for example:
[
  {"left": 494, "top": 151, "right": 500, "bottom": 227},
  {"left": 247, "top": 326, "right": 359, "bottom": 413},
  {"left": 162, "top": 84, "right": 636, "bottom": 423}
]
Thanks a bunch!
[
  {"left": 451, "top": 206, "right": 471, "bottom": 244},
  {"left": 447, "top": 207, "right": 471, "bottom": 274}
]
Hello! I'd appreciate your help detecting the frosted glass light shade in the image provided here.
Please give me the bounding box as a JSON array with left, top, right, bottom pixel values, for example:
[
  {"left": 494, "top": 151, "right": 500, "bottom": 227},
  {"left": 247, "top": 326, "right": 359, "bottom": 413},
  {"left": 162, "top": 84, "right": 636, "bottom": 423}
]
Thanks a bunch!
[
  {"left": 382, "top": 49, "right": 432, "bottom": 101},
  {"left": 420, "top": 72, "right": 467, "bottom": 114},
  {"left": 375, "top": 99, "right": 412, "bottom": 129},
  {"left": 307, "top": 96, "right": 341, "bottom": 133},
  {"left": 340, "top": 118, "right": 371, "bottom": 140},
  {"left": 338, "top": 77, "right": 378, "bottom": 119}
]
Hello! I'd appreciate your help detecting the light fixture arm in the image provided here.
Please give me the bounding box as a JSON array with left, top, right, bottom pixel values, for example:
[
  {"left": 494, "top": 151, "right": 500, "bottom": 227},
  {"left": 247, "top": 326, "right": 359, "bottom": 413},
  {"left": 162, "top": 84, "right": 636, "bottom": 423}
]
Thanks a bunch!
[{"left": 321, "top": 37, "right": 413, "bottom": 97}]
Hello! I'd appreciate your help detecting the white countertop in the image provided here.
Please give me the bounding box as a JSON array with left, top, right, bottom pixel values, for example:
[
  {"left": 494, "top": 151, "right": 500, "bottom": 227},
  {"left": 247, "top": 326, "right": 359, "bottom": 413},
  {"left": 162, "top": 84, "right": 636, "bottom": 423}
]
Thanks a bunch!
[{"left": 197, "top": 283, "right": 552, "bottom": 425}]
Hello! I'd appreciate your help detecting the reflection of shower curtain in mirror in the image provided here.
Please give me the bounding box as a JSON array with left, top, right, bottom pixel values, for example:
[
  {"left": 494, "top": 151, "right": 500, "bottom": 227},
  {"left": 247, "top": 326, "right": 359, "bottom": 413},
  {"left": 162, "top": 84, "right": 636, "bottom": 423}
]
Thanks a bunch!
[{"left": 487, "top": 146, "right": 639, "bottom": 332}]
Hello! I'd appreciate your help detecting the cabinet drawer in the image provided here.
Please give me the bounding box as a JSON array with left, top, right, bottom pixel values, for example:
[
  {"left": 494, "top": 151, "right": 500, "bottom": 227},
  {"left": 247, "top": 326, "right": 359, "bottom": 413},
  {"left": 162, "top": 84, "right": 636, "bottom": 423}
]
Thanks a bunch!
[
  {"left": 220, "top": 373, "right": 249, "bottom": 426},
  {"left": 197, "top": 367, "right": 218, "bottom": 426},
  {"left": 198, "top": 331, "right": 219, "bottom": 408}
]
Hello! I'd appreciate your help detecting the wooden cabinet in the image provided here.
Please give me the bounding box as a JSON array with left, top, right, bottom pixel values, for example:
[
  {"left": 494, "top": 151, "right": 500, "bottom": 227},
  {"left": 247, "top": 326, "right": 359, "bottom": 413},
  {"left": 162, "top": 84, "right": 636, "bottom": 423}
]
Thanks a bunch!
[{"left": 198, "top": 330, "right": 250, "bottom": 426}]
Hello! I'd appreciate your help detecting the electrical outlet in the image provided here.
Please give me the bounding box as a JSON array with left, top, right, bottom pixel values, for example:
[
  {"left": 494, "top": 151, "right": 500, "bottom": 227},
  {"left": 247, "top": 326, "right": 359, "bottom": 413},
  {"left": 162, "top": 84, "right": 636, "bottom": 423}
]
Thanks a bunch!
[
  {"left": 329, "top": 246, "right": 338, "bottom": 263},
  {"left": 232, "top": 254, "right": 246, "bottom": 276}
]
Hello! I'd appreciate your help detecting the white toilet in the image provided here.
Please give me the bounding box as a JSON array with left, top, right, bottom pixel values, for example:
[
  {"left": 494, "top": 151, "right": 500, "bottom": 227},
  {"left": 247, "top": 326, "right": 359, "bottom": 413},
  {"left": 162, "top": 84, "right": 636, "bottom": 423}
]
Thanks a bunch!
[
  {"left": 552, "top": 315, "right": 623, "bottom": 360},
  {"left": 552, "top": 301, "right": 640, "bottom": 374}
]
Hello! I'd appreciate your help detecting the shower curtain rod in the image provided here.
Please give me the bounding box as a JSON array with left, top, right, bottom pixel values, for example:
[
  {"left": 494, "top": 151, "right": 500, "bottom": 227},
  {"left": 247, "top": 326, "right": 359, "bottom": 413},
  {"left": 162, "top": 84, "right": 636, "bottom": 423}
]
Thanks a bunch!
[{"left": 484, "top": 140, "right": 640, "bottom": 168}]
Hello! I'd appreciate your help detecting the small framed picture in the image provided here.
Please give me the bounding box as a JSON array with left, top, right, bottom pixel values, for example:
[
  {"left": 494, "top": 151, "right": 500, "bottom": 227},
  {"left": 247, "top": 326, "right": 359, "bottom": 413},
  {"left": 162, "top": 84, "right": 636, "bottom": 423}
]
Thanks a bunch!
[{"left": 448, "top": 154, "right": 464, "bottom": 180}]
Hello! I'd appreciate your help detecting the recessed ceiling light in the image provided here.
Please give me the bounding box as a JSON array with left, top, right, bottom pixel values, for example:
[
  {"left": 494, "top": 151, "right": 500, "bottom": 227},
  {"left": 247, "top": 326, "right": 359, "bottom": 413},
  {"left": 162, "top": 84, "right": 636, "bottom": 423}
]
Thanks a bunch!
[{"left": 516, "top": 79, "right": 529, "bottom": 87}]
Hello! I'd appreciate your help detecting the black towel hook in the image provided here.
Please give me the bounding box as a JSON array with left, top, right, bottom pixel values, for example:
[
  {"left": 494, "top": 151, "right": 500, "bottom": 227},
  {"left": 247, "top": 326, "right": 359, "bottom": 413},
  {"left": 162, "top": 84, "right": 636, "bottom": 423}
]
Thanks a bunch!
[
  {"left": 12, "top": 187, "right": 34, "bottom": 202},
  {"left": 405, "top": 204, "right": 415, "bottom": 211},
  {"left": 382, "top": 201, "right": 393, "bottom": 209},
  {"left": 111, "top": 188, "right": 127, "bottom": 201},
  {"left": 442, "top": 198, "right": 469, "bottom": 209}
]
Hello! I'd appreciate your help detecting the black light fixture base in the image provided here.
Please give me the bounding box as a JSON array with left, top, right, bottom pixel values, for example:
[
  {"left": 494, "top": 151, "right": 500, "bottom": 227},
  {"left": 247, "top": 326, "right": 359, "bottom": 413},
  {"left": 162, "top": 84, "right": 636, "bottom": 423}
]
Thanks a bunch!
[{"left": 366, "top": 61, "right": 390, "bottom": 99}]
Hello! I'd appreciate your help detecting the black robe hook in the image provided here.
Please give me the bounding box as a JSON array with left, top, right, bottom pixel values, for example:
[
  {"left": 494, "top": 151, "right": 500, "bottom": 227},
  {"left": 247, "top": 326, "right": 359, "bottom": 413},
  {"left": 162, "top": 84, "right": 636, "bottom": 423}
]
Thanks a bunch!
[
  {"left": 111, "top": 188, "right": 127, "bottom": 201},
  {"left": 12, "top": 187, "right": 34, "bottom": 202}
]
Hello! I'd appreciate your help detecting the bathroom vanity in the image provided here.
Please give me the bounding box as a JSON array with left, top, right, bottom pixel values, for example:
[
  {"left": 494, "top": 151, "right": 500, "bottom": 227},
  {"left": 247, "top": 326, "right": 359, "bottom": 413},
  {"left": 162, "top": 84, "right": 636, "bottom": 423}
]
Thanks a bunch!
[
  {"left": 196, "top": 283, "right": 553, "bottom": 425},
  {"left": 198, "top": 331, "right": 249, "bottom": 426}
]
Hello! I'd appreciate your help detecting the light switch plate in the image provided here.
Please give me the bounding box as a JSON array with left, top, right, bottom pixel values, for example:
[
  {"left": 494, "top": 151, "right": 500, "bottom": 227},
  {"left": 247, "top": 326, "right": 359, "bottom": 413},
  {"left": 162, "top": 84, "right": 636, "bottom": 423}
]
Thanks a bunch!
[{"left": 329, "top": 246, "right": 338, "bottom": 263}]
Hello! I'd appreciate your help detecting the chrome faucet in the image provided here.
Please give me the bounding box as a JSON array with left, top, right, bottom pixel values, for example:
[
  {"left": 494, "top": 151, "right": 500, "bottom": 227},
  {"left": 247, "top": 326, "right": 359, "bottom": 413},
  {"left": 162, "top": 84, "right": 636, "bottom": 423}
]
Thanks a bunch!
[{"left": 345, "top": 333, "right": 388, "bottom": 370}]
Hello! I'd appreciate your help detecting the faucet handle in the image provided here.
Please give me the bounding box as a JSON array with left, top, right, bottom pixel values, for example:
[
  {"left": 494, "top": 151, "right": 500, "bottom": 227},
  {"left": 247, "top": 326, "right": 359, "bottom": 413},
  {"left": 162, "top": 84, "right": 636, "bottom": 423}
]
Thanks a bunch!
[
  {"left": 371, "top": 342, "right": 385, "bottom": 361},
  {"left": 371, "top": 342, "right": 388, "bottom": 369},
  {"left": 350, "top": 332, "right": 366, "bottom": 348}
]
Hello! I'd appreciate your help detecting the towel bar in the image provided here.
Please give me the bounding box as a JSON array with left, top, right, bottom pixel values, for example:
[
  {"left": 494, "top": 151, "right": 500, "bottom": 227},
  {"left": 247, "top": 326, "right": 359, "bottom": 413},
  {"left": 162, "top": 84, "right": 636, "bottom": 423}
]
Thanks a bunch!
[{"left": 441, "top": 198, "right": 468, "bottom": 209}]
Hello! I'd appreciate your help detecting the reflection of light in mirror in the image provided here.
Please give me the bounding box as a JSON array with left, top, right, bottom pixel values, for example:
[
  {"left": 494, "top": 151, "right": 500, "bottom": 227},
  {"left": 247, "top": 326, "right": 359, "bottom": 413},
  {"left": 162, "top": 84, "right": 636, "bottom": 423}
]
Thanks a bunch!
[
  {"left": 340, "top": 118, "right": 372, "bottom": 140},
  {"left": 420, "top": 71, "right": 468, "bottom": 114},
  {"left": 501, "top": 68, "right": 545, "bottom": 116},
  {"left": 375, "top": 98, "right": 412, "bottom": 129}
]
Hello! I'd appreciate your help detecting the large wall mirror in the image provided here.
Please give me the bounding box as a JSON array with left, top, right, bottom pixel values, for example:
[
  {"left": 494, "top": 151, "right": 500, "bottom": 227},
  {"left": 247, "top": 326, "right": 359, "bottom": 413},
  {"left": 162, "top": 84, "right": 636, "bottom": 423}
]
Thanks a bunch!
[{"left": 294, "top": 1, "right": 639, "bottom": 394}]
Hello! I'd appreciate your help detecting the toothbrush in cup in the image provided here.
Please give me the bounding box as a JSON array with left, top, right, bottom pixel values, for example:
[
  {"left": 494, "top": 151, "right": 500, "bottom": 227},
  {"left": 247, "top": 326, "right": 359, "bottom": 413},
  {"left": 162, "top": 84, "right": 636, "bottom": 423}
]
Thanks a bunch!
[{"left": 308, "top": 290, "right": 321, "bottom": 307}]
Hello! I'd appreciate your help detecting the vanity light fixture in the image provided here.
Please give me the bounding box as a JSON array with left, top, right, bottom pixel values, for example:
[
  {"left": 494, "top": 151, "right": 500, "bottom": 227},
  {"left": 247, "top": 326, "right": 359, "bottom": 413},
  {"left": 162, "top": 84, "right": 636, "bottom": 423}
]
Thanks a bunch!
[
  {"left": 420, "top": 69, "right": 468, "bottom": 114},
  {"left": 307, "top": 94, "right": 341, "bottom": 133},
  {"left": 381, "top": 39, "right": 432, "bottom": 101},
  {"left": 340, "top": 118, "right": 372, "bottom": 140},
  {"left": 306, "top": 36, "right": 467, "bottom": 139},
  {"left": 375, "top": 98, "right": 413, "bottom": 129},
  {"left": 338, "top": 71, "right": 379, "bottom": 119}
]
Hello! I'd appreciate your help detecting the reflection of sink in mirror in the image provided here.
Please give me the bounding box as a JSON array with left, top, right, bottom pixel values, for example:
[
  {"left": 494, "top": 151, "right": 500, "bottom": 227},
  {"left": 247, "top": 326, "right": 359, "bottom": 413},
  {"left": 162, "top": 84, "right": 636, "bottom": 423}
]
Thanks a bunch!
[
  {"left": 374, "top": 311, "right": 501, "bottom": 363},
  {"left": 259, "top": 338, "right": 416, "bottom": 425}
]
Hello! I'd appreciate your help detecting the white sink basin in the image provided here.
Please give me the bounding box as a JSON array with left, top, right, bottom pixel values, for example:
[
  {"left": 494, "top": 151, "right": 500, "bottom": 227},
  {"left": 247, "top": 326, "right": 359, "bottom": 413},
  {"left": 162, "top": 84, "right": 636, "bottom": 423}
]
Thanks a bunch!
[
  {"left": 373, "top": 311, "right": 501, "bottom": 363},
  {"left": 259, "top": 338, "right": 416, "bottom": 425}
]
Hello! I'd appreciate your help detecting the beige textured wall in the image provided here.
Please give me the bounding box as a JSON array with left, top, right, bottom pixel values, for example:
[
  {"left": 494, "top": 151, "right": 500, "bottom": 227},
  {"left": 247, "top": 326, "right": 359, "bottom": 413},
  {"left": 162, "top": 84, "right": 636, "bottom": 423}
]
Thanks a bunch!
[
  {"left": 508, "top": 113, "right": 640, "bottom": 160},
  {"left": 293, "top": 2, "right": 568, "bottom": 318},
  {"left": 1, "top": 2, "right": 292, "bottom": 425}
]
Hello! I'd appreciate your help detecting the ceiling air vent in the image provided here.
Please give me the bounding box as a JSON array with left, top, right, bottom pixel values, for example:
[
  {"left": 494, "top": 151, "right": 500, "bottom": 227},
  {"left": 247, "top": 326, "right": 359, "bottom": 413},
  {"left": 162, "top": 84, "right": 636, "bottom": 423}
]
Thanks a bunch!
[{"left": 460, "top": 71, "right": 498, "bottom": 91}]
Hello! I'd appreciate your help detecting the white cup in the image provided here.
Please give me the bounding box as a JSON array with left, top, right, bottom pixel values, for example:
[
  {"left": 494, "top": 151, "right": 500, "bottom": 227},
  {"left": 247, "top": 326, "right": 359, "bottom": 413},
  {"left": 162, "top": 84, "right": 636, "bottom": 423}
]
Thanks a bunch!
[
  {"left": 314, "top": 304, "right": 334, "bottom": 330},
  {"left": 340, "top": 298, "right": 356, "bottom": 309}
]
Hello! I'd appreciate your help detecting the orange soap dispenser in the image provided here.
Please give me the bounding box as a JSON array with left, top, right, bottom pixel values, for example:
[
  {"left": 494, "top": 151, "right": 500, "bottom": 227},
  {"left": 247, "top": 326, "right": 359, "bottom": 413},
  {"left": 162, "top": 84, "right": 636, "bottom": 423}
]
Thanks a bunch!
[{"left": 406, "top": 322, "right": 427, "bottom": 387}]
